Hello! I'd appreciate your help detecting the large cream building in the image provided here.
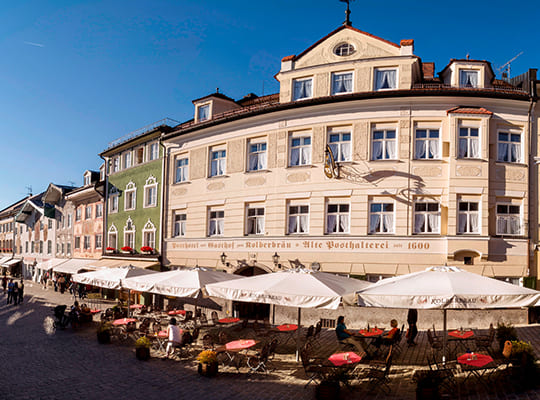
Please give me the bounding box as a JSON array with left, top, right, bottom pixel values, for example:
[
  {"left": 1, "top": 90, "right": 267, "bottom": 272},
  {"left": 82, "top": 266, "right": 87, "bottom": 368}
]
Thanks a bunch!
[{"left": 161, "top": 25, "right": 539, "bottom": 290}]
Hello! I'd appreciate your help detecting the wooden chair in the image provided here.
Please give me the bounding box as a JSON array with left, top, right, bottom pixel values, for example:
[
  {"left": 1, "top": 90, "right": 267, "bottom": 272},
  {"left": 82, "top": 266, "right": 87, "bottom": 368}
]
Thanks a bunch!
[{"left": 427, "top": 329, "right": 443, "bottom": 351}]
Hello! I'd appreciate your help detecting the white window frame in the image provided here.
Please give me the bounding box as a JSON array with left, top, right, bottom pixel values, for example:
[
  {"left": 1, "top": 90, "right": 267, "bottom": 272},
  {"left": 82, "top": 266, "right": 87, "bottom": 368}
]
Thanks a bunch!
[
  {"left": 246, "top": 205, "right": 265, "bottom": 236},
  {"left": 67, "top": 214, "right": 72, "bottom": 228},
  {"left": 369, "top": 202, "right": 395, "bottom": 234},
  {"left": 95, "top": 203, "right": 103, "bottom": 218},
  {"left": 374, "top": 68, "right": 398, "bottom": 91},
  {"left": 148, "top": 142, "right": 159, "bottom": 161},
  {"left": 109, "top": 189, "right": 119, "bottom": 213},
  {"left": 135, "top": 146, "right": 145, "bottom": 164},
  {"left": 85, "top": 205, "right": 92, "bottom": 220},
  {"left": 124, "top": 181, "right": 136, "bottom": 211},
  {"left": 292, "top": 77, "right": 313, "bottom": 101},
  {"left": 334, "top": 43, "right": 355, "bottom": 57},
  {"left": 287, "top": 204, "right": 309, "bottom": 235},
  {"left": 414, "top": 128, "right": 441, "bottom": 160},
  {"left": 173, "top": 211, "right": 186, "bottom": 237},
  {"left": 458, "top": 201, "right": 480, "bottom": 234},
  {"left": 325, "top": 201, "right": 350, "bottom": 234},
  {"left": 459, "top": 70, "right": 479, "bottom": 88},
  {"left": 208, "top": 209, "right": 224, "bottom": 237},
  {"left": 247, "top": 139, "right": 267, "bottom": 171},
  {"left": 497, "top": 131, "right": 522, "bottom": 163},
  {"left": 95, "top": 234, "right": 102, "bottom": 249},
  {"left": 413, "top": 201, "right": 441, "bottom": 234},
  {"left": 289, "top": 134, "right": 312, "bottom": 167},
  {"left": 458, "top": 126, "right": 481, "bottom": 159},
  {"left": 143, "top": 176, "right": 158, "bottom": 208},
  {"left": 123, "top": 151, "right": 132, "bottom": 169},
  {"left": 372, "top": 128, "right": 397, "bottom": 160},
  {"left": 331, "top": 71, "right": 353, "bottom": 95},
  {"left": 75, "top": 208, "right": 82, "bottom": 222},
  {"left": 123, "top": 217, "right": 135, "bottom": 249},
  {"left": 210, "top": 146, "right": 227, "bottom": 177},
  {"left": 108, "top": 224, "right": 118, "bottom": 249},
  {"left": 496, "top": 203, "right": 522, "bottom": 236},
  {"left": 175, "top": 156, "right": 189, "bottom": 183},
  {"left": 83, "top": 235, "right": 91, "bottom": 250},
  {"left": 328, "top": 129, "right": 351, "bottom": 162},
  {"left": 142, "top": 219, "right": 156, "bottom": 249},
  {"left": 196, "top": 103, "right": 210, "bottom": 122},
  {"left": 112, "top": 157, "right": 120, "bottom": 173},
  {"left": 83, "top": 173, "right": 91, "bottom": 186}
]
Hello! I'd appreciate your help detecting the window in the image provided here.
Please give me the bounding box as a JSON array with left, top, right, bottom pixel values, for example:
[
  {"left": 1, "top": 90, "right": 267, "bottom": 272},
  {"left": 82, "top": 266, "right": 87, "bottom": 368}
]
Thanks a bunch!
[
  {"left": 246, "top": 206, "right": 265, "bottom": 235},
  {"left": 369, "top": 203, "right": 394, "bottom": 234},
  {"left": 83, "top": 235, "right": 91, "bottom": 250},
  {"left": 414, "top": 202, "right": 440, "bottom": 234},
  {"left": 31, "top": 241, "right": 34, "bottom": 253},
  {"left": 40, "top": 221, "right": 43, "bottom": 230},
  {"left": 124, "top": 218, "right": 135, "bottom": 249},
  {"left": 136, "top": 147, "right": 144, "bottom": 164},
  {"left": 142, "top": 220, "right": 156, "bottom": 249},
  {"left": 109, "top": 189, "right": 119, "bottom": 213},
  {"left": 496, "top": 204, "right": 521, "bottom": 235},
  {"left": 372, "top": 129, "right": 397, "bottom": 160},
  {"left": 67, "top": 214, "right": 72, "bottom": 227},
  {"left": 458, "top": 127, "right": 480, "bottom": 158},
  {"left": 84, "top": 174, "right": 91, "bottom": 186},
  {"left": 85, "top": 205, "right": 92, "bottom": 220},
  {"left": 124, "top": 182, "right": 136, "bottom": 211},
  {"left": 248, "top": 141, "right": 267, "bottom": 171},
  {"left": 61, "top": 243, "right": 64, "bottom": 254},
  {"left": 173, "top": 212, "right": 186, "bottom": 237},
  {"left": 458, "top": 202, "right": 480, "bottom": 234},
  {"left": 75, "top": 237, "right": 81, "bottom": 249},
  {"left": 39, "top": 241, "right": 43, "bottom": 253},
  {"left": 66, "top": 243, "right": 71, "bottom": 255},
  {"left": 208, "top": 210, "right": 224, "bottom": 237},
  {"left": 328, "top": 131, "right": 351, "bottom": 162},
  {"left": 293, "top": 77, "right": 313, "bottom": 101},
  {"left": 175, "top": 157, "right": 189, "bottom": 183},
  {"left": 375, "top": 68, "right": 397, "bottom": 90},
  {"left": 96, "top": 203, "right": 103, "bottom": 218},
  {"left": 47, "top": 240, "right": 52, "bottom": 255},
  {"left": 143, "top": 176, "right": 158, "bottom": 208},
  {"left": 288, "top": 205, "right": 309, "bottom": 234},
  {"left": 48, "top": 219, "right": 53, "bottom": 229},
  {"left": 75, "top": 208, "right": 82, "bottom": 221},
  {"left": 95, "top": 234, "right": 102, "bottom": 249},
  {"left": 124, "top": 151, "right": 132, "bottom": 169},
  {"left": 210, "top": 149, "right": 226, "bottom": 176},
  {"left": 56, "top": 243, "right": 58, "bottom": 254},
  {"left": 326, "top": 203, "right": 350, "bottom": 234},
  {"left": 289, "top": 136, "right": 311, "bottom": 166},
  {"left": 332, "top": 72, "right": 353, "bottom": 95},
  {"left": 334, "top": 43, "right": 355, "bottom": 56},
  {"left": 197, "top": 104, "right": 210, "bottom": 122},
  {"left": 459, "top": 70, "right": 478, "bottom": 88},
  {"left": 498, "top": 132, "right": 521, "bottom": 163},
  {"left": 25, "top": 241, "right": 28, "bottom": 253},
  {"left": 112, "top": 157, "right": 120, "bottom": 173},
  {"left": 415, "top": 129, "right": 440, "bottom": 159},
  {"left": 108, "top": 225, "right": 117, "bottom": 250},
  {"left": 148, "top": 142, "right": 159, "bottom": 161}
]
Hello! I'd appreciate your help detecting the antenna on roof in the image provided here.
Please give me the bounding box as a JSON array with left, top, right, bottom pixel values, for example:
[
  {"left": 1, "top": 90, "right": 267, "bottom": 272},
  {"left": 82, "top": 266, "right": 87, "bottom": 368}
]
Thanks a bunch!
[
  {"left": 497, "top": 52, "right": 524, "bottom": 80},
  {"left": 339, "top": 0, "right": 355, "bottom": 26},
  {"left": 25, "top": 185, "right": 32, "bottom": 196}
]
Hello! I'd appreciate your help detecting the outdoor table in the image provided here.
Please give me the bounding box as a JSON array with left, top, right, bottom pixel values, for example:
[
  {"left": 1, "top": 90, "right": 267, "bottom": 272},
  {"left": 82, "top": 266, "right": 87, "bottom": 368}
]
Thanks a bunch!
[
  {"left": 152, "top": 330, "right": 168, "bottom": 353},
  {"left": 458, "top": 353, "right": 496, "bottom": 391},
  {"left": 273, "top": 323, "right": 298, "bottom": 346},
  {"left": 90, "top": 309, "right": 101, "bottom": 314},
  {"left": 218, "top": 317, "right": 240, "bottom": 324},
  {"left": 219, "top": 339, "right": 257, "bottom": 370},
  {"left": 328, "top": 351, "right": 362, "bottom": 367},
  {"left": 326, "top": 352, "right": 362, "bottom": 389},
  {"left": 112, "top": 318, "right": 137, "bottom": 325},
  {"left": 130, "top": 304, "right": 144, "bottom": 309},
  {"left": 357, "top": 328, "right": 383, "bottom": 356},
  {"left": 449, "top": 330, "right": 475, "bottom": 355},
  {"left": 167, "top": 309, "right": 186, "bottom": 316}
]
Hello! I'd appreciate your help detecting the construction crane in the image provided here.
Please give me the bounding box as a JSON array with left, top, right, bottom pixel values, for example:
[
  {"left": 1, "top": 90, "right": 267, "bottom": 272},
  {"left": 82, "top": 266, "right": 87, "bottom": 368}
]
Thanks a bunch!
[{"left": 497, "top": 52, "right": 523, "bottom": 80}]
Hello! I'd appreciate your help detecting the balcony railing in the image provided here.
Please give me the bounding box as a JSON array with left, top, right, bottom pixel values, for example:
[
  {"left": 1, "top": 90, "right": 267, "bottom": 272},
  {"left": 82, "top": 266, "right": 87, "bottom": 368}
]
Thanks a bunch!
[
  {"left": 412, "top": 83, "right": 528, "bottom": 95},
  {"left": 107, "top": 117, "right": 180, "bottom": 149}
]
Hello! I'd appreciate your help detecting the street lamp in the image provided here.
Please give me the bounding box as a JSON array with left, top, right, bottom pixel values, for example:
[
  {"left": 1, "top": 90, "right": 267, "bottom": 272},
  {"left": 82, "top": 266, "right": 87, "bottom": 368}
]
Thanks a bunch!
[
  {"left": 272, "top": 252, "right": 280, "bottom": 268},
  {"left": 220, "top": 252, "right": 227, "bottom": 265}
]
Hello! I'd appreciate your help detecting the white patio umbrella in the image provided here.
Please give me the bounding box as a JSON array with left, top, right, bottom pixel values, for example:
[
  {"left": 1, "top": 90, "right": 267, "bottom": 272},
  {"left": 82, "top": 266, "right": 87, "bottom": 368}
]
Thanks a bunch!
[
  {"left": 353, "top": 265, "right": 540, "bottom": 359},
  {"left": 206, "top": 268, "right": 372, "bottom": 360}
]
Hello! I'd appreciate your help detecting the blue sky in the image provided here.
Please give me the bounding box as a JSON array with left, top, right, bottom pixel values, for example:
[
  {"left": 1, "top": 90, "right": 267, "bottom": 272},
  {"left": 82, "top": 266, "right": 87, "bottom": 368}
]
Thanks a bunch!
[{"left": 1, "top": 0, "right": 539, "bottom": 208}]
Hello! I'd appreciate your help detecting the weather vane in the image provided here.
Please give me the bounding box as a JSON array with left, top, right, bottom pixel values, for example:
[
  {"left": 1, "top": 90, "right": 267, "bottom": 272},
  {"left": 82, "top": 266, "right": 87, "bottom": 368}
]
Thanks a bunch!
[{"left": 339, "top": 0, "right": 355, "bottom": 26}]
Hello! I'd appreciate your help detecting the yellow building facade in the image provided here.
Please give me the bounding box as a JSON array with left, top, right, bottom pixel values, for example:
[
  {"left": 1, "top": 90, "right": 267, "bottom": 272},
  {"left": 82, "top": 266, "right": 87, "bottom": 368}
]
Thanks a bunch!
[{"left": 161, "top": 25, "right": 538, "bottom": 286}]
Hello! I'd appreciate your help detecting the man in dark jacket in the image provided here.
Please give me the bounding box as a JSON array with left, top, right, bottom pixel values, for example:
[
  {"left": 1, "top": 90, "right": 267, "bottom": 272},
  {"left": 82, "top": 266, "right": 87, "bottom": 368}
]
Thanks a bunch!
[{"left": 407, "top": 308, "right": 418, "bottom": 346}]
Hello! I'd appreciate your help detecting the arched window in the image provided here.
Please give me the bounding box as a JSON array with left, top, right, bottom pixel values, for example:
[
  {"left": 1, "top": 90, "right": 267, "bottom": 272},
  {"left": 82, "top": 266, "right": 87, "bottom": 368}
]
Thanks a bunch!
[
  {"left": 142, "top": 219, "right": 156, "bottom": 249},
  {"left": 108, "top": 224, "right": 118, "bottom": 249},
  {"left": 123, "top": 218, "right": 135, "bottom": 249}
]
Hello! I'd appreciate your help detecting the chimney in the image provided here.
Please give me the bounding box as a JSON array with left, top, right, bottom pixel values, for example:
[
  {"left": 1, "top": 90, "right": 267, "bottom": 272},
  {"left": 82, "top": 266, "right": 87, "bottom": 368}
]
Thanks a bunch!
[
  {"left": 423, "top": 62, "right": 435, "bottom": 79},
  {"left": 400, "top": 39, "right": 414, "bottom": 56}
]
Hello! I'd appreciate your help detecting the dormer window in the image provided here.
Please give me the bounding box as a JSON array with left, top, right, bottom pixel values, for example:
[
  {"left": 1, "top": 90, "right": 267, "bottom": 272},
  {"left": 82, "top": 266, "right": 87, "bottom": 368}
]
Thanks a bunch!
[
  {"left": 334, "top": 43, "right": 355, "bottom": 57},
  {"left": 374, "top": 68, "right": 397, "bottom": 90},
  {"left": 459, "top": 70, "right": 479, "bottom": 88},
  {"left": 197, "top": 104, "right": 210, "bottom": 122},
  {"left": 83, "top": 173, "right": 91, "bottom": 186},
  {"left": 332, "top": 72, "right": 353, "bottom": 95},
  {"left": 293, "top": 77, "right": 313, "bottom": 101}
]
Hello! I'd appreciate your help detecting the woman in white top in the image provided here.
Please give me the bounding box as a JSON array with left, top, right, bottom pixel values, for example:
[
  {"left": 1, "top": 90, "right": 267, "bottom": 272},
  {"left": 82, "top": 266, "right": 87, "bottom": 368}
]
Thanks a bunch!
[{"left": 165, "top": 318, "right": 183, "bottom": 359}]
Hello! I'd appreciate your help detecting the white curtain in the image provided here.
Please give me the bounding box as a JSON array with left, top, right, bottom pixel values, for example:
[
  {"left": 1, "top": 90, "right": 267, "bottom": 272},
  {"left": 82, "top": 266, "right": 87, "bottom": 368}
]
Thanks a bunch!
[
  {"left": 383, "top": 214, "right": 393, "bottom": 233},
  {"left": 339, "top": 215, "right": 349, "bottom": 233},
  {"left": 327, "top": 215, "right": 337, "bottom": 233},
  {"left": 295, "top": 79, "right": 312, "bottom": 99},
  {"left": 288, "top": 216, "right": 297, "bottom": 233},
  {"left": 256, "top": 218, "right": 264, "bottom": 234},
  {"left": 415, "top": 140, "right": 426, "bottom": 159},
  {"left": 369, "top": 214, "right": 380, "bottom": 233},
  {"left": 498, "top": 143, "right": 508, "bottom": 161},
  {"left": 428, "top": 213, "right": 440, "bottom": 233},
  {"left": 209, "top": 220, "right": 217, "bottom": 236},
  {"left": 340, "top": 142, "right": 351, "bottom": 161},
  {"left": 386, "top": 140, "right": 396, "bottom": 159},
  {"left": 290, "top": 148, "right": 300, "bottom": 166},
  {"left": 458, "top": 214, "right": 467, "bottom": 233},
  {"left": 497, "top": 217, "right": 507, "bottom": 234},
  {"left": 458, "top": 139, "right": 467, "bottom": 158},
  {"left": 301, "top": 147, "right": 311, "bottom": 164},
  {"left": 299, "top": 215, "right": 308, "bottom": 233},
  {"left": 372, "top": 141, "right": 383, "bottom": 160},
  {"left": 470, "top": 213, "right": 479, "bottom": 233},
  {"left": 414, "top": 215, "right": 424, "bottom": 233},
  {"left": 511, "top": 143, "right": 520, "bottom": 162},
  {"left": 460, "top": 71, "right": 478, "bottom": 87},
  {"left": 333, "top": 74, "right": 352, "bottom": 93},
  {"left": 377, "top": 70, "right": 396, "bottom": 90},
  {"left": 509, "top": 217, "right": 520, "bottom": 234},
  {"left": 429, "top": 140, "right": 440, "bottom": 159},
  {"left": 217, "top": 220, "right": 224, "bottom": 235},
  {"left": 470, "top": 138, "right": 480, "bottom": 158}
]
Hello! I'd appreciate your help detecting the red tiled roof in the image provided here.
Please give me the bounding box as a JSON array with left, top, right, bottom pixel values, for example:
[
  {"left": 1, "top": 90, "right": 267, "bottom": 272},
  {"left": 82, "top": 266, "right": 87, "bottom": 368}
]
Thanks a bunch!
[
  {"left": 281, "top": 55, "right": 295, "bottom": 62},
  {"left": 400, "top": 39, "right": 414, "bottom": 46},
  {"left": 447, "top": 106, "right": 493, "bottom": 115}
]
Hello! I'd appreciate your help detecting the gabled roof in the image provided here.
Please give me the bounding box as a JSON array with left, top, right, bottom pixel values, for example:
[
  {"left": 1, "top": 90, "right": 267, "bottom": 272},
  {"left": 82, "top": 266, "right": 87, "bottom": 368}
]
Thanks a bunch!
[
  {"left": 447, "top": 106, "right": 493, "bottom": 115},
  {"left": 192, "top": 92, "right": 237, "bottom": 105},
  {"left": 439, "top": 59, "right": 496, "bottom": 80}
]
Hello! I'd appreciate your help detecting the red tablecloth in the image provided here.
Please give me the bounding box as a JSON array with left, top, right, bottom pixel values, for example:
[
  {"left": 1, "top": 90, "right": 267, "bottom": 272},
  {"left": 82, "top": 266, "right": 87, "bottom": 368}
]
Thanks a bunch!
[
  {"left": 156, "top": 330, "right": 168, "bottom": 338},
  {"left": 458, "top": 353, "right": 493, "bottom": 368},
  {"left": 112, "top": 318, "right": 137, "bottom": 325},
  {"left": 90, "top": 309, "right": 101, "bottom": 314},
  {"left": 219, "top": 317, "right": 240, "bottom": 324},
  {"left": 225, "top": 339, "right": 257, "bottom": 350},
  {"left": 449, "top": 330, "right": 474, "bottom": 339},
  {"left": 328, "top": 352, "right": 362, "bottom": 366},
  {"left": 130, "top": 304, "right": 144, "bottom": 309},
  {"left": 358, "top": 328, "right": 383, "bottom": 337},
  {"left": 276, "top": 324, "right": 298, "bottom": 332},
  {"left": 167, "top": 310, "right": 186, "bottom": 316}
]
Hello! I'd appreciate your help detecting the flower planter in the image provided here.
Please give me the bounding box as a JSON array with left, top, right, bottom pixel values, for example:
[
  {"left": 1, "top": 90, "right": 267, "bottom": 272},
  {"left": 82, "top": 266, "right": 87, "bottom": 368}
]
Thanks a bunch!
[
  {"left": 198, "top": 362, "right": 218, "bottom": 377},
  {"left": 136, "top": 347, "right": 151, "bottom": 361},
  {"left": 97, "top": 331, "right": 111, "bottom": 344}
]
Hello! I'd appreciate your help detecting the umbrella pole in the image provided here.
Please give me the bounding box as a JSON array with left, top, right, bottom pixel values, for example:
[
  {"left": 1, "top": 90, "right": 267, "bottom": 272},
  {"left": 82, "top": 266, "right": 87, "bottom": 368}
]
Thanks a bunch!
[
  {"left": 127, "top": 289, "right": 131, "bottom": 318},
  {"left": 296, "top": 308, "right": 301, "bottom": 362},
  {"left": 443, "top": 309, "right": 447, "bottom": 363}
]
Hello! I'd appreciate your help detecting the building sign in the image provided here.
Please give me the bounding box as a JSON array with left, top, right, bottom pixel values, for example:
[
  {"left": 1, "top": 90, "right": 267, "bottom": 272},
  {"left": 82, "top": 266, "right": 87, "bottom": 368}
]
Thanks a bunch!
[{"left": 168, "top": 237, "right": 447, "bottom": 254}]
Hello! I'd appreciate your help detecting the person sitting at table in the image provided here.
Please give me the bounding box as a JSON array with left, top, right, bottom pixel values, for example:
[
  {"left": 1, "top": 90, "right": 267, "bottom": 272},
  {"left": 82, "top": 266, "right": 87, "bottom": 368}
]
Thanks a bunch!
[
  {"left": 164, "top": 318, "right": 183, "bottom": 359},
  {"left": 335, "top": 316, "right": 366, "bottom": 358},
  {"left": 79, "top": 303, "right": 93, "bottom": 323},
  {"left": 375, "top": 319, "right": 399, "bottom": 348}
]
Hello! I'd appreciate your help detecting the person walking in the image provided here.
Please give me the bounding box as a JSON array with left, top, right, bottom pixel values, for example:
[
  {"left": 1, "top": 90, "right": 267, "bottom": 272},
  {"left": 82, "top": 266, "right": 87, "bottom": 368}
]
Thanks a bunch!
[
  {"left": 2, "top": 274, "right": 7, "bottom": 292},
  {"left": 18, "top": 279, "right": 24, "bottom": 304},
  {"left": 407, "top": 308, "right": 418, "bottom": 346},
  {"left": 6, "top": 279, "right": 14, "bottom": 304},
  {"left": 12, "top": 281, "right": 19, "bottom": 306}
]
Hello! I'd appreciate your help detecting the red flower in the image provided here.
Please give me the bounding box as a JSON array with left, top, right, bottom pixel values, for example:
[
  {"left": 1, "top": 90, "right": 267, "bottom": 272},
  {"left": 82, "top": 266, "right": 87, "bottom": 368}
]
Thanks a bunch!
[
  {"left": 106, "top": 247, "right": 115, "bottom": 251},
  {"left": 121, "top": 246, "right": 133, "bottom": 252},
  {"left": 140, "top": 246, "right": 153, "bottom": 252}
]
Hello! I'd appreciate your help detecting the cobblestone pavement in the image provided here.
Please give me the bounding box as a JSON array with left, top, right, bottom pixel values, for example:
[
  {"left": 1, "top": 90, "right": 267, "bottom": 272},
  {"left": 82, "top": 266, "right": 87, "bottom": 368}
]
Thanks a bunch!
[{"left": 1, "top": 280, "right": 539, "bottom": 400}]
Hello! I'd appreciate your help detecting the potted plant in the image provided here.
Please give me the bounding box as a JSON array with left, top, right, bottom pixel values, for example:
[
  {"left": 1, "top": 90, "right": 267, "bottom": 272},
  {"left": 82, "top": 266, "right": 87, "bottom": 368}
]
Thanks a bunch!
[
  {"left": 105, "top": 247, "right": 116, "bottom": 254},
  {"left": 135, "top": 336, "right": 152, "bottom": 361},
  {"left": 97, "top": 321, "right": 112, "bottom": 344},
  {"left": 121, "top": 246, "right": 134, "bottom": 254},
  {"left": 413, "top": 370, "right": 442, "bottom": 400},
  {"left": 197, "top": 350, "right": 218, "bottom": 377},
  {"left": 140, "top": 246, "right": 154, "bottom": 254},
  {"left": 496, "top": 322, "right": 518, "bottom": 353}
]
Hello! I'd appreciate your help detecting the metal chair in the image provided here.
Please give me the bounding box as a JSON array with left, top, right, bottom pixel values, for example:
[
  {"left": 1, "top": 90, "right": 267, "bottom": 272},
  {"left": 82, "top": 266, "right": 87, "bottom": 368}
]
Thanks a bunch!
[
  {"left": 300, "top": 343, "right": 334, "bottom": 388},
  {"left": 363, "top": 346, "right": 393, "bottom": 395},
  {"left": 474, "top": 323, "right": 495, "bottom": 354},
  {"left": 247, "top": 342, "right": 273, "bottom": 374}
]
